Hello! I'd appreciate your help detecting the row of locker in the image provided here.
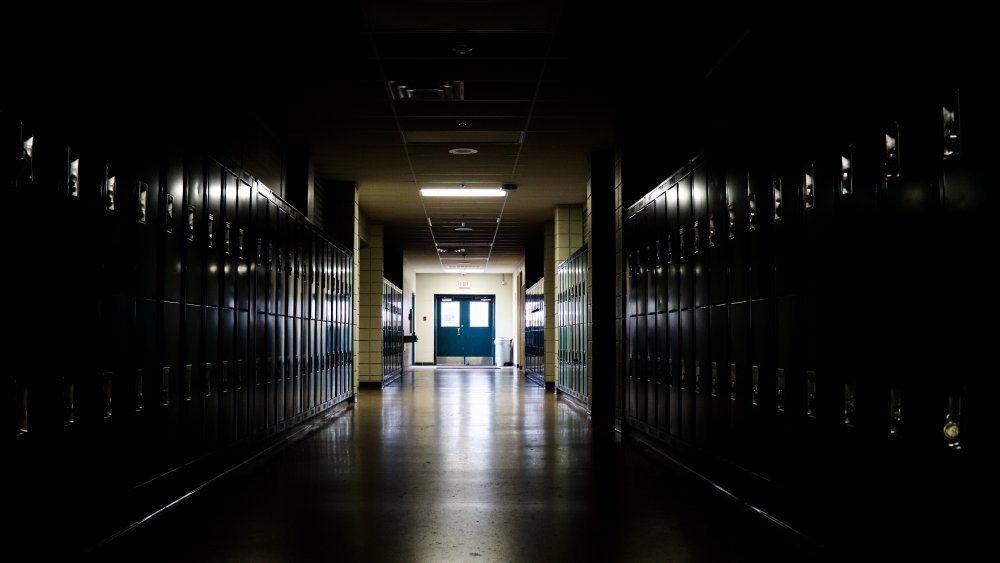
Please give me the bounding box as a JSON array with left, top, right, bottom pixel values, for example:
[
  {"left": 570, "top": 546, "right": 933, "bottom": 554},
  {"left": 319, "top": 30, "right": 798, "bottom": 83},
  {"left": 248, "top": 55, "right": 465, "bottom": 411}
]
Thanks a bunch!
[
  {"left": 556, "top": 247, "right": 588, "bottom": 405},
  {"left": 5, "top": 112, "right": 356, "bottom": 491},
  {"left": 523, "top": 278, "right": 546, "bottom": 387},
  {"left": 622, "top": 89, "right": 986, "bottom": 541},
  {"left": 382, "top": 279, "right": 404, "bottom": 386}
]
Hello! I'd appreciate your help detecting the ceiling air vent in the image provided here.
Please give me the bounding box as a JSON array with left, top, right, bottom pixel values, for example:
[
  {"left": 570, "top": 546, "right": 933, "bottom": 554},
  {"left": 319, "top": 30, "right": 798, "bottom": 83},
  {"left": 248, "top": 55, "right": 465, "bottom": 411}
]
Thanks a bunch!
[{"left": 389, "top": 80, "right": 465, "bottom": 101}]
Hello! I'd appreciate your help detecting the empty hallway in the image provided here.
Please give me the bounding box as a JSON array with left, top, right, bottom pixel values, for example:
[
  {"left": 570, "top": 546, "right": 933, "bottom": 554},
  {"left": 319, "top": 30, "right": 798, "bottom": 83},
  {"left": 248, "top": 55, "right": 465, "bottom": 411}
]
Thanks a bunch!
[{"left": 96, "top": 368, "right": 813, "bottom": 561}]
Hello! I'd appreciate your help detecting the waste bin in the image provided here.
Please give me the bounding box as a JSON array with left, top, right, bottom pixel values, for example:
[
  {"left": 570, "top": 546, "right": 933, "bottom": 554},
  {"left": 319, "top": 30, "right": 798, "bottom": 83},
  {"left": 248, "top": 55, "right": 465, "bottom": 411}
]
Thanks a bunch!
[{"left": 494, "top": 337, "right": 512, "bottom": 366}]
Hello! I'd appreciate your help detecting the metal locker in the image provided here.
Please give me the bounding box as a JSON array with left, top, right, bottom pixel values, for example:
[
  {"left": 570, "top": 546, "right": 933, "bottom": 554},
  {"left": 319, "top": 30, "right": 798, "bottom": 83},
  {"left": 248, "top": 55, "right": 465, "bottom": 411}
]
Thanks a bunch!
[
  {"left": 654, "top": 193, "right": 667, "bottom": 314},
  {"left": 636, "top": 311, "right": 647, "bottom": 422},
  {"left": 255, "top": 195, "right": 270, "bottom": 315},
  {"left": 183, "top": 155, "right": 205, "bottom": 303},
  {"left": 266, "top": 313, "right": 277, "bottom": 427},
  {"left": 221, "top": 170, "right": 237, "bottom": 309},
  {"left": 645, "top": 202, "right": 656, "bottom": 319},
  {"left": 678, "top": 175, "right": 693, "bottom": 312},
  {"left": 236, "top": 178, "right": 251, "bottom": 312},
  {"left": 236, "top": 311, "right": 249, "bottom": 440},
  {"left": 747, "top": 170, "right": 774, "bottom": 300},
  {"left": 749, "top": 298, "right": 774, "bottom": 469},
  {"left": 725, "top": 167, "right": 748, "bottom": 303},
  {"left": 202, "top": 306, "right": 219, "bottom": 450},
  {"left": 692, "top": 166, "right": 709, "bottom": 308},
  {"left": 163, "top": 151, "right": 184, "bottom": 304},
  {"left": 680, "top": 308, "right": 695, "bottom": 444},
  {"left": 204, "top": 163, "right": 222, "bottom": 307},
  {"left": 219, "top": 309, "right": 235, "bottom": 446},
  {"left": 665, "top": 185, "right": 679, "bottom": 312},
  {"left": 161, "top": 302, "right": 182, "bottom": 465},
  {"left": 285, "top": 315, "right": 296, "bottom": 418},
  {"left": 710, "top": 304, "right": 730, "bottom": 453},
  {"left": 774, "top": 168, "right": 804, "bottom": 299},
  {"left": 695, "top": 307, "right": 711, "bottom": 449},
  {"left": 275, "top": 209, "right": 286, "bottom": 318},
  {"left": 776, "top": 294, "right": 804, "bottom": 472},
  {"left": 134, "top": 156, "right": 160, "bottom": 301},
  {"left": 635, "top": 207, "right": 647, "bottom": 319},
  {"left": 181, "top": 304, "right": 203, "bottom": 459},
  {"left": 275, "top": 312, "right": 286, "bottom": 423},
  {"left": 254, "top": 311, "right": 268, "bottom": 433},
  {"left": 645, "top": 305, "right": 656, "bottom": 426},
  {"left": 707, "top": 164, "right": 728, "bottom": 306},
  {"left": 668, "top": 310, "right": 681, "bottom": 437},
  {"left": 656, "top": 311, "right": 668, "bottom": 433},
  {"left": 729, "top": 301, "right": 749, "bottom": 454},
  {"left": 135, "top": 299, "right": 158, "bottom": 471}
]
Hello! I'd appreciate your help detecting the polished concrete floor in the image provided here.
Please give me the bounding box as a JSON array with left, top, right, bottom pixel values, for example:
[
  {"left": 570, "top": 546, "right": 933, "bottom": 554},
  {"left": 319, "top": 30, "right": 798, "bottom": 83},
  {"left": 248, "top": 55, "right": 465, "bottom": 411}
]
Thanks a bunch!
[{"left": 98, "top": 368, "right": 821, "bottom": 561}]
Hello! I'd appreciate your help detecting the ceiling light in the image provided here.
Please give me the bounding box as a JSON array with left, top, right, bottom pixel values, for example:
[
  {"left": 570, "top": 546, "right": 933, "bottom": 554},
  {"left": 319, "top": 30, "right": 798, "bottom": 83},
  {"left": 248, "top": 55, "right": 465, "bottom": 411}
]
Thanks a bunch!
[
  {"left": 455, "top": 221, "right": 473, "bottom": 232},
  {"left": 445, "top": 268, "right": 484, "bottom": 273},
  {"left": 421, "top": 188, "right": 506, "bottom": 197},
  {"left": 448, "top": 148, "right": 478, "bottom": 155}
]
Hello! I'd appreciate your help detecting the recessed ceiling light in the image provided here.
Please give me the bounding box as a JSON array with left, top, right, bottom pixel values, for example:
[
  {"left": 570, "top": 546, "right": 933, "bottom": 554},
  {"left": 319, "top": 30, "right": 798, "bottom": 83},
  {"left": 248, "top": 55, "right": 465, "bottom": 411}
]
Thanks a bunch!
[
  {"left": 445, "top": 268, "right": 484, "bottom": 273},
  {"left": 457, "top": 121, "right": 468, "bottom": 127},
  {"left": 448, "top": 147, "right": 478, "bottom": 155},
  {"left": 420, "top": 188, "right": 506, "bottom": 197}
]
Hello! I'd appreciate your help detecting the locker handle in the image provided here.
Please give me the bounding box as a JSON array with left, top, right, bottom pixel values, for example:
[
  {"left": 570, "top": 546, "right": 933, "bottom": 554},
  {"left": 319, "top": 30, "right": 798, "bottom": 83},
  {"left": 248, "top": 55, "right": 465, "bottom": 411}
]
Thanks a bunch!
[
  {"left": 727, "top": 203, "right": 736, "bottom": 240},
  {"left": 165, "top": 194, "right": 174, "bottom": 233},
  {"left": 137, "top": 182, "right": 148, "bottom": 224},
  {"left": 772, "top": 179, "right": 782, "bottom": 222},
  {"left": 105, "top": 170, "right": 117, "bottom": 212},
  {"left": 693, "top": 221, "right": 700, "bottom": 254},
  {"left": 678, "top": 228, "right": 685, "bottom": 261},
  {"left": 748, "top": 192, "right": 757, "bottom": 232},
  {"left": 207, "top": 213, "right": 214, "bottom": 248},
  {"left": 803, "top": 169, "right": 815, "bottom": 210},
  {"left": 708, "top": 216, "right": 716, "bottom": 248}
]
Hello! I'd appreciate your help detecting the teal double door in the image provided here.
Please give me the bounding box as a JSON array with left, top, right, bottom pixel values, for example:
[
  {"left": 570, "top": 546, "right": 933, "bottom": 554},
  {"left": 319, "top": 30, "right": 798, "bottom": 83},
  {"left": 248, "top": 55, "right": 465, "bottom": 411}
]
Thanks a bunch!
[{"left": 435, "top": 295, "right": 495, "bottom": 365}]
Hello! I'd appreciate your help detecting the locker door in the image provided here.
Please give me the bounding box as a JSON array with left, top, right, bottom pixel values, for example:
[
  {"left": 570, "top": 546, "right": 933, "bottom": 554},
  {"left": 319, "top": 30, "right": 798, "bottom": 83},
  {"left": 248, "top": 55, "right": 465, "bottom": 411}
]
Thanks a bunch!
[
  {"left": 275, "top": 210, "right": 286, "bottom": 318},
  {"left": 655, "top": 193, "right": 667, "bottom": 314},
  {"left": 710, "top": 304, "right": 730, "bottom": 454},
  {"left": 275, "top": 312, "right": 285, "bottom": 424},
  {"left": 747, "top": 170, "right": 774, "bottom": 300},
  {"left": 668, "top": 310, "right": 680, "bottom": 437},
  {"left": 692, "top": 166, "right": 709, "bottom": 308},
  {"left": 729, "top": 301, "right": 749, "bottom": 459},
  {"left": 749, "top": 298, "right": 774, "bottom": 471},
  {"left": 625, "top": 214, "right": 637, "bottom": 419},
  {"left": 776, "top": 293, "right": 804, "bottom": 477},
  {"left": 254, "top": 309, "right": 268, "bottom": 434},
  {"left": 219, "top": 309, "right": 235, "bottom": 446},
  {"left": 184, "top": 155, "right": 205, "bottom": 305},
  {"left": 236, "top": 178, "right": 251, "bottom": 312},
  {"left": 222, "top": 170, "right": 237, "bottom": 309},
  {"left": 680, "top": 308, "right": 695, "bottom": 444},
  {"left": 644, "top": 203, "right": 656, "bottom": 425},
  {"left": 134, "top": 155, "right": 160, "bottom": 302},
  {"left": 726, "top": 167, "right": 748, "bottom": 303},
  {"left": 665, "top": 185, "right": 679, "bottom": 312},
  {"left": 678, "top": 174, "right": 693, "bottom": 312},
  {"left": 656, "top": 311, "right": 668, "bottom": 433},
  {"left": 181, "top": 304, "right": 203, "bottom": 460},
  {"left": 204, "top": 163, "right": 222, "bottom": 307},
  {"left": 236, "top": 311, "right": 249, "bottom": 439},
  {"left": 266, "top": 313, "right": 277, "bottom": 428},
  {"left": 135, "top": 299, "right": 158, "bottom": 474},
  {"left": 161, "top": 302, "right": 181, "bottom": 466},
  {"left": 163, "top": 151, "right": 183, "bottom": 304},
  {"left": 695, "top": 307, "right": 711, "bottom": 449},
  {"left": 203, "top": 306, "right": 219, "bottom": 450},
  {"left": 774, "top": 167, "right": 804, "bottom": 299},
  {"left": 635, "top": 299, "right": 647, "bottom": 422},
  {"left": 708, "top": 164, "right": 728, "bottom": 306}
]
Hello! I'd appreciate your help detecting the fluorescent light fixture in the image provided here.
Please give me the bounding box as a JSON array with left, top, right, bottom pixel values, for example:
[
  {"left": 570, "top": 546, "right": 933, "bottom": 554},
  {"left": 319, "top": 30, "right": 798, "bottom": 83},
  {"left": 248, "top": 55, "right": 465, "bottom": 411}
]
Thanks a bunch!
[
  {"left": 421, "top": 188, "right": 506, "bottom": 197},
  {"left": 444, "top": 268, "right": 484, "bottom": 273}
]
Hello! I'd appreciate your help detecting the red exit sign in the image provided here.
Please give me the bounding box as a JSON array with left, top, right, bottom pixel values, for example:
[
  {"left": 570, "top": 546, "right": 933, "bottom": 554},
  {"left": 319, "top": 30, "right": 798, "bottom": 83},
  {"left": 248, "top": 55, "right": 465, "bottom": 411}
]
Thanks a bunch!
[{"left": 458, "top": 280, "right": 471, "bottom": 289}]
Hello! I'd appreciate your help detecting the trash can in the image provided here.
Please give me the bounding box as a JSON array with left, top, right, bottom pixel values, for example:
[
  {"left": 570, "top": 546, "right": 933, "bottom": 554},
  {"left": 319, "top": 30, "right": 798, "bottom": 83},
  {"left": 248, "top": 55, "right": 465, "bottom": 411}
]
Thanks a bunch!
[{"left": 494, "top": 337, "right": 512, "bottom": 366}]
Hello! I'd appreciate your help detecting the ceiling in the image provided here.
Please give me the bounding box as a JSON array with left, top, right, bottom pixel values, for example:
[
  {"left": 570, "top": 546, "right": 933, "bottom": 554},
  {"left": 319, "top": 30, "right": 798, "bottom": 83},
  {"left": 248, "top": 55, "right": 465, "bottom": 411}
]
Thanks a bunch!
[{"left": 267, "top": 2, "right": 747, "bottom": 273}]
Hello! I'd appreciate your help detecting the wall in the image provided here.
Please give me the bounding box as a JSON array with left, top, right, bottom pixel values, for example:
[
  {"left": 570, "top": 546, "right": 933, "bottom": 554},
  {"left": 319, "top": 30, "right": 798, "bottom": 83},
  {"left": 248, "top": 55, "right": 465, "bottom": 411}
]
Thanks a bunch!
[
  {"left": 401, "top": 257, "right": 417, "bottom": 369},
  {"left": 358, "top": 224, "right": 384, "bottom": 385},
  {"left": 543, "top": 224, "right": 556, "bottom": 384},
  {"left": 414, "top": 274, "right": 516, "bottom": 364}
]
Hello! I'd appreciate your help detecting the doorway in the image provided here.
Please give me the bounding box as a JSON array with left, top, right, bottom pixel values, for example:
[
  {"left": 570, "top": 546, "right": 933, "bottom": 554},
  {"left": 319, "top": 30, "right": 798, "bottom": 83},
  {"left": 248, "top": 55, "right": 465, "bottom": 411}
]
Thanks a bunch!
[{"left": 435, "top": 295, "right": 495, "bottom": 365}]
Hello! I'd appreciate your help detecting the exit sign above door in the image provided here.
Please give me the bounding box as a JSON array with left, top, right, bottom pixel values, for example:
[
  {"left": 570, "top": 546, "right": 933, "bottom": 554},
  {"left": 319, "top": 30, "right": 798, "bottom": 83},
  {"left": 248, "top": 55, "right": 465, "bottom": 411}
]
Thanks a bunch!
[{"left": 458, "top": 280, "right": 471, "bottom": 289}]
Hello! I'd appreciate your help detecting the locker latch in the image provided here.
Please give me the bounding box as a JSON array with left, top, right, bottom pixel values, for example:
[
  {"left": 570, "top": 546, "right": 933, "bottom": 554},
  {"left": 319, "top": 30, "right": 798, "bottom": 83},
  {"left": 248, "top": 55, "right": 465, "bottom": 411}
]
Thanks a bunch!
[
  {"left": 165, "top": 194, "right": 174, "bottom": 233},
  {"left": 751, "top": 365, "right": 760, "bottom": 406},
  {"left": 776, "top": 368, "right": 785, "bottom": 412},
  {"left": 889, "top": 387, "right": 903, "bottom": 435},
  {"left": 840, "top": 151, "right": 853, "bottom": 195},
  {"left": 944, "top": 394, "right": 962, "bottom": 449},
  {"left": 806, "top": 371, "right": 816, "bottom": 418},
  {"left": 943, "top": 89, "right": 961, "bottom": 159},
  {"left": 748, "top": 191, "right": 757, "bottom": 232},
  {"left": 137, "top": 182, "right": 149, "bottom": 224},
  {"left": 708, "top": 216, "right": 716, "bottom": 248},
  {"left": 772, "top": 179, "right": 782, "bottom": 222},
  {"left": 693, "top": 221, "right": 700, "bottom": 255},
  {"left": 803, "top": 167, "right": 815, "bottom": 210},
  {"left": 727, "top": 202, "right": 736, "bottom": 240}
]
